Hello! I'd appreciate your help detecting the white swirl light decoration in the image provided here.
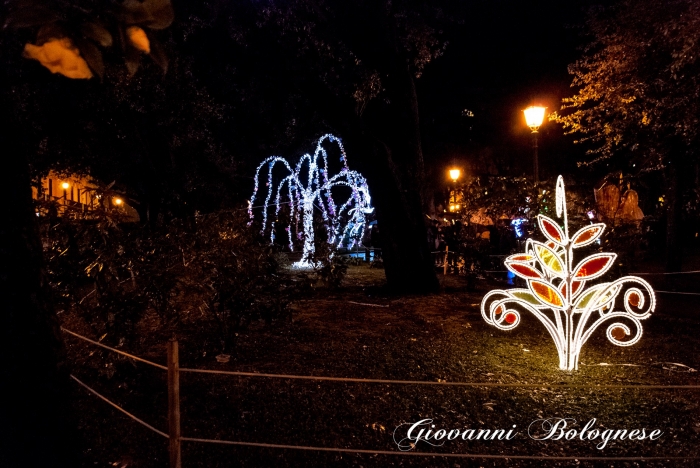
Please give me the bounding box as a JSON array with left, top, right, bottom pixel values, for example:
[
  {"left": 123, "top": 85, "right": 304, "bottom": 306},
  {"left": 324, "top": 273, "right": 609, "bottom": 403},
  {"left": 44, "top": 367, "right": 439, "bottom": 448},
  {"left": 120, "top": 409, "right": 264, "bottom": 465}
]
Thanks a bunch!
[
  {"left": 248, "top": 134, "right": 373, "bottom": 268},
  {"left": 480, "top": 176, "right": 655, "bottom": 371}
]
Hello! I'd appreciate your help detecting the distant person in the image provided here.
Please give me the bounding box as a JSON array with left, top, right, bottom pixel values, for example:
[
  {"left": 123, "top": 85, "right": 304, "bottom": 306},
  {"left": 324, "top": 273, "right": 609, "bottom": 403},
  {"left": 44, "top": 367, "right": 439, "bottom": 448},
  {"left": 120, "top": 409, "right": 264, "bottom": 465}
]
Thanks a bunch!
[{"left": 370, "top": 224, "right": 382, "bottom": 259}]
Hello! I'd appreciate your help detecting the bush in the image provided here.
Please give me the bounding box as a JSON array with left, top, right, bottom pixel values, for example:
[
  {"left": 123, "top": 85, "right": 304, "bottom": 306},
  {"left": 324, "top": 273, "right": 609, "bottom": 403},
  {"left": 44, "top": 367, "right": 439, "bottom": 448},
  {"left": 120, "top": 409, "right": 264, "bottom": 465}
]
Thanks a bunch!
[
  {"left": 39, "top": 201, "right": 304, "bottom": 353},
  {"left": 309, "top": 239, "right": 349, "bottom": 289}
]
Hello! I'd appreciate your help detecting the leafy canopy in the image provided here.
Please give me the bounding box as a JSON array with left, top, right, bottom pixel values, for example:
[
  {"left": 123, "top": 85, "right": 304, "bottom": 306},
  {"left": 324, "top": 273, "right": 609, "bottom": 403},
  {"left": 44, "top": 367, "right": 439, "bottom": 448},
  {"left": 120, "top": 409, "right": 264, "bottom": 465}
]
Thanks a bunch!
[{"left": 551, "top": 0, "right": 700, "bottom": 168}]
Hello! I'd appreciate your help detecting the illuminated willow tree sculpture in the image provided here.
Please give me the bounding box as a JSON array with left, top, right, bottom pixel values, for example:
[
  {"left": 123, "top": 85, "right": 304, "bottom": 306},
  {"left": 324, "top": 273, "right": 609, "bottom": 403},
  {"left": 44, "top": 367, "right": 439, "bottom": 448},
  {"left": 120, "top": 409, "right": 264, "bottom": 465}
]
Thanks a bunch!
[
  {"left": 248, "top": 134, "right": 373, "bottom": 267},
  {"left": 481, "top": 176, "right": 655, "bottom": 371}
]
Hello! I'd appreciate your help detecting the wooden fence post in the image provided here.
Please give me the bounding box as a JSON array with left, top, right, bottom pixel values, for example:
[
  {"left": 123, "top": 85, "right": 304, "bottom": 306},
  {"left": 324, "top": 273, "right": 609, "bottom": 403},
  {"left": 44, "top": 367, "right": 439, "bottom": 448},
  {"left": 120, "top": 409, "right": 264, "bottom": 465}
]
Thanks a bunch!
[
  {"left": 443, "top": 245, "right": 449, "bottom": 275},
  {"left": 167, "top": 339, "right": 181, "bottom": 468}
]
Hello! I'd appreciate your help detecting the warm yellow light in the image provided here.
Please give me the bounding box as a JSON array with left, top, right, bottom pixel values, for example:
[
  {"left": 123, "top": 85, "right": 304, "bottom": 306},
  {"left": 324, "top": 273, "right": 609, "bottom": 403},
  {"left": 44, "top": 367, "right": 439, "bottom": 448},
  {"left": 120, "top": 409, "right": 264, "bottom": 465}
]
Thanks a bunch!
[
  {"left": 61, "top": 182, "right": 70, "bottom": 190},
  {"left": 524, "top": 106, "right": 546, "bottom": 131},
  {"left": 449, "top": 168, "right": 461, "bottom": 181},
  {"left": 455, "top": 204, "right": 460, "bottom": 210},
  {"left": 449, "top": 205, "right": 455, "bottom": 211},
  {"left": 114, "top": 198, "right": 123, "bottom": 206}
]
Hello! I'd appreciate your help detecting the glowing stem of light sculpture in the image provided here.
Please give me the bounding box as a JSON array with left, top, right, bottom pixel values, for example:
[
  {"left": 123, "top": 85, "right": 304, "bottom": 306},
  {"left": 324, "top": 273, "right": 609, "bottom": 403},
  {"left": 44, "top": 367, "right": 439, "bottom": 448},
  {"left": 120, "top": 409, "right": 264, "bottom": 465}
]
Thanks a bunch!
[
  {"left": 480, "top": 176, "right": 655, "bottom": 371},
  {"left": 248, "top": 134, "right": 373, "bottom": 268}
]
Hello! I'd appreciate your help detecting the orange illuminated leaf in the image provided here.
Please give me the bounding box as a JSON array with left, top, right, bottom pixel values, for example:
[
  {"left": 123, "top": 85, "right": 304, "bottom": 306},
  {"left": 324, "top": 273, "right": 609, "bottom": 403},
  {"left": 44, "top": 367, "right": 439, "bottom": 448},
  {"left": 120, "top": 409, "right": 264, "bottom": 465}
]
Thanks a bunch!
[
  {"left": 571, "top": 224, "right": 605, "bottom": 248},
  {"left": 505, "top": 262, "right": 543, "bottom": 280},
  {"left": 23, "top": 38, "right": 93, "bottom": 79},
  {"left": 529, "top": 280, "right": 565, "bottom": 308},
  {"left": 538, "top": 215, "right": 566, "bottom": 245},
  {"left": 573, "top": 254, "right": 616, "bottom": 279},
  {"left": 127, "top": 26, "right": 151, "bottom": 54}
]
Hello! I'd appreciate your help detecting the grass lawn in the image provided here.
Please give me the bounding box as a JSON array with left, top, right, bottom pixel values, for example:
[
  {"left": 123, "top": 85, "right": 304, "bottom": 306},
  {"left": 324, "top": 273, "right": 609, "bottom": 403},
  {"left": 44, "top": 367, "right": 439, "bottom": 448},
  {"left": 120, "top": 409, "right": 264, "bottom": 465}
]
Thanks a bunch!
[{"left": 65, "top": 265, "right": 700, "bottom": 467}]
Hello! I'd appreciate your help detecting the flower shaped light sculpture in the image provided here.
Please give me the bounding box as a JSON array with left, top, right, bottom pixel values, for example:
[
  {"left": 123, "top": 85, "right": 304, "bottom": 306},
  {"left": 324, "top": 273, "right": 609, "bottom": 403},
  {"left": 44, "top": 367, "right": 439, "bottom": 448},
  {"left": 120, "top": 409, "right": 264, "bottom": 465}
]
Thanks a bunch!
[
  {"left": 481, "top": 176, "right": 655, "bottom": 371},
  {"left": 249, "top": 134, "right": 373, "bottom": 268}
]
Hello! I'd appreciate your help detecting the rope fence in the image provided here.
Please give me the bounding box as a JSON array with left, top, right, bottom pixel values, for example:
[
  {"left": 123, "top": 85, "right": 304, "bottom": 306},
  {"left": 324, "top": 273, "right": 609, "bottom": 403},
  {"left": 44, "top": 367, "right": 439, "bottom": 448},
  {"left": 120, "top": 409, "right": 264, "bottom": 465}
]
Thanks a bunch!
[
  {"left": 63, "top": 327, "right": 700, "bottom": 467},
  {"left": 70, "top": 374, "right": 169, "bottom": 438},
  {"left": 62, "top": 327, "right": 167, "bottom": 370},
  {"left": 430, "top": 248, "right": 700, "bottom": 296}
]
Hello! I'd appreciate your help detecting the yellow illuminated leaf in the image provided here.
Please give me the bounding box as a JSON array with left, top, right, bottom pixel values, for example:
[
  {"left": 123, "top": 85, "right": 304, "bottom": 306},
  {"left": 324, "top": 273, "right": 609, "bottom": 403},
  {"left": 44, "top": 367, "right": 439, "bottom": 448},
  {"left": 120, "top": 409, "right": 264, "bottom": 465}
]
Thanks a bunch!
[{"left": 533, "top": 241, "right": 565, "bottom": 277}]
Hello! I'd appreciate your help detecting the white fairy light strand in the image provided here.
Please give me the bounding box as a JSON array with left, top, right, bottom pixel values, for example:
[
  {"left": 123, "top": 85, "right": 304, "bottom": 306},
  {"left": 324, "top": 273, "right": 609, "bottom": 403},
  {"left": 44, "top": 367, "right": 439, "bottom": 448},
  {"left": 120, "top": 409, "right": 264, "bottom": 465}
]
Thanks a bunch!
[
  {"left": 480, "top": 176, "right": 656, "bottom": 371},
  {"left": 248, "top": 134, "right": 373, "bottom": 268}
]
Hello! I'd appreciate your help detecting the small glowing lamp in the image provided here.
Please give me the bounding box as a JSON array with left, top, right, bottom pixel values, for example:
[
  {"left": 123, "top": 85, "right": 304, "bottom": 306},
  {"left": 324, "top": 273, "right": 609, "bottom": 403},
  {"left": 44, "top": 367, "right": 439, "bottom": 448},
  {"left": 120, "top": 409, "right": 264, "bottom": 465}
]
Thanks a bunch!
[
  {"left": 524, "top": 106, "right": 546, "bottom": 132},
  {"left": 61, "top": 182, "right": 70, "bottom": 190},
  {"left": 114, "top": 198, "right": 123, "bottom": 206},
  {"left": 449, "top": 168, "right": 461, "bottom": 182}
]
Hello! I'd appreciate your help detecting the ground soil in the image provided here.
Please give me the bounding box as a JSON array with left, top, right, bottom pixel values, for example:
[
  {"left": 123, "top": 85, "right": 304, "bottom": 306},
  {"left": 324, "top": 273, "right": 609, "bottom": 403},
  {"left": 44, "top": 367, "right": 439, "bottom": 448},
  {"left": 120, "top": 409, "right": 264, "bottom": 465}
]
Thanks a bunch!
[{"left": 64, "top": 264, "right": 700, "bottom": 468}]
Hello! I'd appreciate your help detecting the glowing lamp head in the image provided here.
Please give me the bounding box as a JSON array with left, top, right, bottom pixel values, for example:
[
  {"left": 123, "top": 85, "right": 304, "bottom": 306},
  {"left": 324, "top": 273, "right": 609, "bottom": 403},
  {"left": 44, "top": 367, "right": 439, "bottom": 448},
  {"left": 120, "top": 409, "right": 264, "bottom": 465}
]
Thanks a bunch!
[
  {"left": 449, "top": 168, "right": 461, "bottom": 182},
  {"left": 114, "top": 197, "right": 123, "bottom": 206},
  {"left": 61, "top": 182, "right": 70, "bottom": 190},
  {"left": 524, "top": 106, "right": 546, "bottom": 131}
]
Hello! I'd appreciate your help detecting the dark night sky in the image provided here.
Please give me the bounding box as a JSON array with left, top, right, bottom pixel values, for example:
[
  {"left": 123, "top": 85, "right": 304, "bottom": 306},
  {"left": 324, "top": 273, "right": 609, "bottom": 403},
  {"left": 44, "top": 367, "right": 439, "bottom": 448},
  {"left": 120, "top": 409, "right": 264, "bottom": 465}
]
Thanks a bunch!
[{"left": 417, "top": 0, "right": 610, "bottom": 188}]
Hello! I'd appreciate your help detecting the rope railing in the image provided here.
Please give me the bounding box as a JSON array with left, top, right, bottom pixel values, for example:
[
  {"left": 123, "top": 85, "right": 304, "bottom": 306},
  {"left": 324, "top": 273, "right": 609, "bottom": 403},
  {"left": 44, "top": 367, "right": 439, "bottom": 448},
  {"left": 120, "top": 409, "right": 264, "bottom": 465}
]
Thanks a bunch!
[
  {"left": 62, "top": 327, "right": 167, "bottom": 370},
  {"left": 62, "top": 327, "right": 700, "bottom": 467},
  {"left": 63, "top": 327, "right": 700, "bottom": 389},
  {"left": 631, "top": 270, "right": 700, "bottom": 275},
  {"left": 177, "top": 438, "right": 700, "bottom": 461},
  {"left": 177, "top": 367, "right": 700, "bottom": 389},
  {"left": 70, "top": 374, "right": 168, "bottom": 438},
  {"left": 429, "top": 249, "right": 700, "bottom": 295},
  {"left": 63, "top": 370, "right": 700, "bottom": 462}
]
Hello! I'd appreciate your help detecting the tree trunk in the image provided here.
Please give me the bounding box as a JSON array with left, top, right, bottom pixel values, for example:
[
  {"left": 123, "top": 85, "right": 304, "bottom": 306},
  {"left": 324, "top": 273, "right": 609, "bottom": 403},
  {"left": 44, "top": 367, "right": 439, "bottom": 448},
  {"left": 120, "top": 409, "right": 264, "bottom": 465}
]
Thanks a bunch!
[
  {"left": 298, "top": 73, "right": 440, "bottom": 293},
  {"left": 361, "top": 65, "right": 439, "bottom": 294},
  {"left": 664, "top": 152, "right": 685, "bottom": 272},
  {"left": 0, "top": 131, "right": 75, "bottom": 466}
]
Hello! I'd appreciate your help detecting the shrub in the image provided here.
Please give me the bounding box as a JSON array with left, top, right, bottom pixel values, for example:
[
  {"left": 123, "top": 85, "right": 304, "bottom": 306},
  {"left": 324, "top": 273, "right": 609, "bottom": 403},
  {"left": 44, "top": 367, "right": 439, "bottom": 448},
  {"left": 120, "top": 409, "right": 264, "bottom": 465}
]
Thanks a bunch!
[{"left": 39, "top": 200, "right": 304, "bottom": 353}]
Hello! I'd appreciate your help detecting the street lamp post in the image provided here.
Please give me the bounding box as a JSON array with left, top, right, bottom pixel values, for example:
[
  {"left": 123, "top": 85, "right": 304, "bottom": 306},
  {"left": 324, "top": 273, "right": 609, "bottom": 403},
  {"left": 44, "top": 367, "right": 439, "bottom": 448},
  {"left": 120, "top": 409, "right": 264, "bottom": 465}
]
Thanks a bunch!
[
  {"left": 448, "top": 168, "right": 461, "bottom": 212},
  {"left": 524, "top": 106, "right": 546, "bottom": 185}
]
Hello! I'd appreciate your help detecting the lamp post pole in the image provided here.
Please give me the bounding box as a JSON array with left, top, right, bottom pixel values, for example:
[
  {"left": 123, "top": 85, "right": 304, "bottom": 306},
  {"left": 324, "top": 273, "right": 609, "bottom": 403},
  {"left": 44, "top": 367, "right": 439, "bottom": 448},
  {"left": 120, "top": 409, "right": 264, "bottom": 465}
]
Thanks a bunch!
[
  {"left": 524, "top": 106, "right": 546, "bottom": 186},
  {"left": 532, "top": 131, "right": 539, "bottom": 185}
]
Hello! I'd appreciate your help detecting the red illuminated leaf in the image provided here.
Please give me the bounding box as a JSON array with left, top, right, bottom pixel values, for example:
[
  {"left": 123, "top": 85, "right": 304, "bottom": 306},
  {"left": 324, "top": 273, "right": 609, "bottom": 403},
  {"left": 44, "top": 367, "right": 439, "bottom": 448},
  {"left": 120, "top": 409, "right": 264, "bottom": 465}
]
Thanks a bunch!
[
  {"left": 504, "top": 313, "right": 517, "bottom": 324},
  {"left": 507, "top": 254, "right": 534, "bottom": 263},
  {"left": 628, "top": 292, "right": 640, "bottom": 307},
  {"left": 610, "top": 327, "right": 627, "bottom": 340},
  {"left": 559, "top": 280, "right": 584, "bottom": 299},
  {"left": 571, "top": 224, "right": 605, "bottom": 248},
  {"left": 505, "top": 262, "right": 543, "bottom": 280},
  {"left": 573, "top": 254, "right": 616, "bottom": 280},
  {"left": 538, "top": 215, "right": 566, "bottom": 245},
  {"left": 529, "top": 280, "right": 565, "bottom": 308}
]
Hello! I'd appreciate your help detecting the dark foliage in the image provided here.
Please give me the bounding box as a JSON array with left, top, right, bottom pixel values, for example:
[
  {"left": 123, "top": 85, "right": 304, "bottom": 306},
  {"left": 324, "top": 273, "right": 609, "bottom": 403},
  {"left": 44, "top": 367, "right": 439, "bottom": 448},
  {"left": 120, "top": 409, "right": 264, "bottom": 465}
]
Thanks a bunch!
[
  {"left": 40, "top": 205, "right": 304, "bottom": 353},
  {"left": 310, "top": 241, "right": 350, "bottom": 289}
]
